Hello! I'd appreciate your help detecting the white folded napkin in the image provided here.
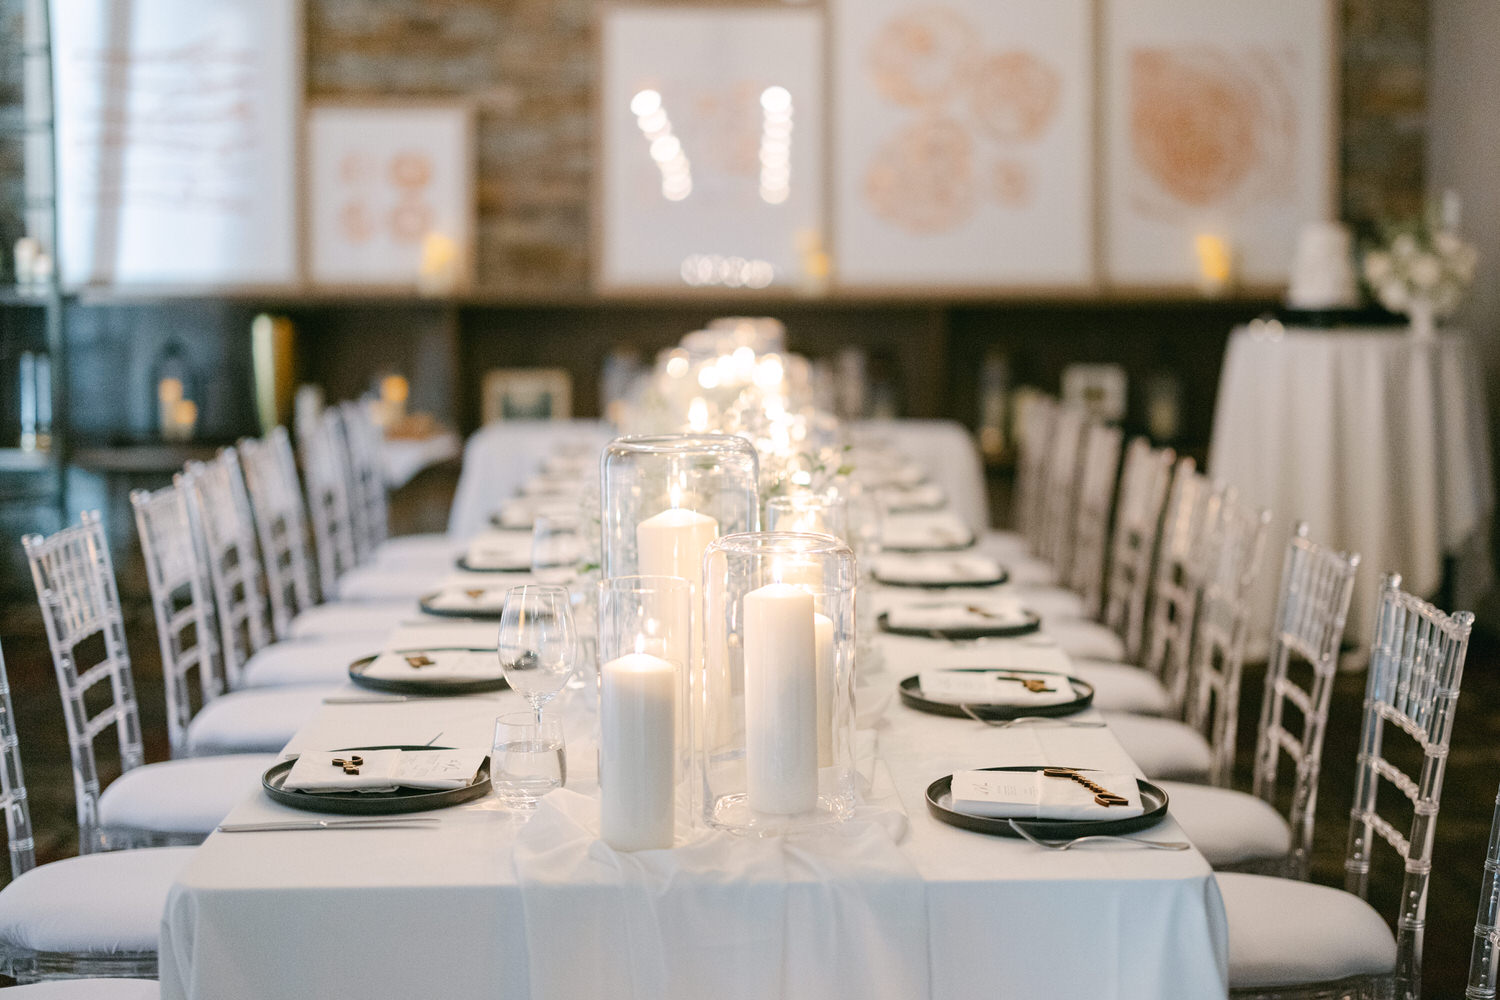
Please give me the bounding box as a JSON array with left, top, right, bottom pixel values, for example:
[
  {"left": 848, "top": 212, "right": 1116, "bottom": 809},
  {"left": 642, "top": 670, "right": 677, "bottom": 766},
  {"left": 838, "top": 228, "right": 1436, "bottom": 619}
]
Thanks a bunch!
[
  {"left": 362, "top": 649, "right": 503, "bottom": 682},
  {"left": 874, "top": 553, "right": 1004, "bottom": 586},
  {"left": 425, "top": 587, "right": 510, "bottom": 613},
  {"left": 886, "top": 597, "right": 1031, "bottom": 632},
  {"left": 464, "top": 530, "right": 533, "bottom": 571},
  {"left": 283, "top": 748, "right": 488, "bottom": 795},
  {"left": 881, "top": 483, "right": 946, "bottom": 512},
  {"left": 916, "top": 669, "right": 1076, "bottom": 707},
  {"left": 883, "top": 512, "right": 974, "bottom": 550},
  {"left": 949, "top": 769, "right": 1144, "bottom": 821},
  {"left": 385, "top": 621, "right": 499, "bottom": 651},
  {"left": 494, "top": 498, "right": 536, "bottom": 529},
  {"left": 521, "top": 474, "right": 583, "bottom": 497}
]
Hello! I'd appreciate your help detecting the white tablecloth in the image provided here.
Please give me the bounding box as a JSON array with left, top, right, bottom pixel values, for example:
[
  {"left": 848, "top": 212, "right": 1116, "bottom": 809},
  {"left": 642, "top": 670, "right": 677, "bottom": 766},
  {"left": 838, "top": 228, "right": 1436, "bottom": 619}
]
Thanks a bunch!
[
  {"left": 1208, "top": 327, "right": 1493, "bottom": 657},
  {"left": 446, "top": 419, "right": 990, "bottom": 539},
  {"left": 158, "top": 552, "right": 1225, "bottom": 999}
]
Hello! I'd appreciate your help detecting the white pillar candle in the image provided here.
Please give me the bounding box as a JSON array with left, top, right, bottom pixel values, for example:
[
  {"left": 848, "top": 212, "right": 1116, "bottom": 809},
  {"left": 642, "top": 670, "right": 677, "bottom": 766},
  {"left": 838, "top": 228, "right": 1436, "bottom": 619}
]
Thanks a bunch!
[
  {"left": 600, "top": 651, "right": 677, "bottom": 851},
  {"left": 743, "top": 582, "right": 818, "bottom": 815},
  {"left": 814, "top": 612, "right": 834, "bottom": 768}
]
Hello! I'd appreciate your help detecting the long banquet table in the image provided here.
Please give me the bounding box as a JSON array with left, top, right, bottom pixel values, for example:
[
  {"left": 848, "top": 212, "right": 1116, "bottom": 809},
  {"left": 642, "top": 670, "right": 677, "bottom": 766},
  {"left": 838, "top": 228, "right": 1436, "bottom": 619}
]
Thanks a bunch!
[{"left": 157, "top": 539, "right": 1229, "bottom": 1000}]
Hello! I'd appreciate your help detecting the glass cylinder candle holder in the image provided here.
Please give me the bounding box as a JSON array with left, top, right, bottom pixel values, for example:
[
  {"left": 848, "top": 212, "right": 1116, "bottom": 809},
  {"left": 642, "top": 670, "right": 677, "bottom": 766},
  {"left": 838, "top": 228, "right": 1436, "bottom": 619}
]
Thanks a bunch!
[
  {"left": 765, "top": 490, "right": 849, "bottom": 543},
  {"left": 596, "top": 576, "right": 692, "bottom": 851},
  {"left": 600, "top": 434, "right": 760, "bottom": 582},
  {"left": 699, "top": 532, "right": 857, "bottom": 836}
]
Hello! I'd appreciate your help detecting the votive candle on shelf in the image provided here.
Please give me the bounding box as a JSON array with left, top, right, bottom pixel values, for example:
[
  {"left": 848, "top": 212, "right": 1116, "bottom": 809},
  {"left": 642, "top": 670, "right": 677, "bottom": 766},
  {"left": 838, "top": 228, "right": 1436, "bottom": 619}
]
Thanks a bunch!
[
  {"left": 600, "top": 651, "right": 677, "bottom": 851},
  {"left": 743, "top": 582, "right": 818, "bottom": 815}
]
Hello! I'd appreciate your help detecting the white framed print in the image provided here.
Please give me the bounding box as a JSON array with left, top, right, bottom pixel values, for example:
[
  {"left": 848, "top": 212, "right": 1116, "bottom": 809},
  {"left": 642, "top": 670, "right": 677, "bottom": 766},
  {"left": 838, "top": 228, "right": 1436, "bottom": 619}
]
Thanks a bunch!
[
  {"left": 482, "top": 369, "right": 573, "bottom": 424},
  {"left": 831, "top": 0, "right": 1094, "bottom": 291},
  {"left": 1103, "top": 0, "right": 1337, "bottom": 289},
  {"left": 52, "top": 0, "right": 301, "bottom": 287},
  {"left": 597, "top": 6, "right": 824, "bottom": 292},
  {"left": 306, "top": 102, "right": 475, "bottom": 289}
]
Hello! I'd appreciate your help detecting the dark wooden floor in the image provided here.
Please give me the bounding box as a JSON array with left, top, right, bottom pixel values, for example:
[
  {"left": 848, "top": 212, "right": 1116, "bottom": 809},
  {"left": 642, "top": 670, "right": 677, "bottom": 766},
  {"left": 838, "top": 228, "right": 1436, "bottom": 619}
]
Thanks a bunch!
[{"left": 0, "top": 463, "right": 1494, "bottom": 996}]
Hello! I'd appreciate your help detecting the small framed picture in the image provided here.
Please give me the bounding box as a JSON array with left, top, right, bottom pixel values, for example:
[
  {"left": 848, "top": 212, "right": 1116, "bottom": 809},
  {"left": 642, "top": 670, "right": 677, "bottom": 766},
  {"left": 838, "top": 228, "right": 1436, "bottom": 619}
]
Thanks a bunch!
[
  {"left": 1061, "top": 364, "right": 1127, "bottom": 423},
  {"left": 482, "top": 369, "right": 574, "bottom": 424}
]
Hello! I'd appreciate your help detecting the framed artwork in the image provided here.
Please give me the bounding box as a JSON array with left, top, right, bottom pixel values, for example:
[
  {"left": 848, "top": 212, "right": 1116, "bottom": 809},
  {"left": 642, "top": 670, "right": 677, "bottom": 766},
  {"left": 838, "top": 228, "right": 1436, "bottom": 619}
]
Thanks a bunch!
[
  {"left": 52, "top": 0, "right": 300, "bottom": 287},
  {"left": 831, "top": 0, "right": 1094, "bottom": 290},
  {"left": 482, "top": 369, "right": 573, "bottom": 424},
  {"left": 306, "top": 103, "right": 475, "bottom": 289},
  {"left": 597, "top": 7, "right": 824, "bottom": 292},
  {"left": 1102, "top": 0, "right": 1337, "bottom": 288}
]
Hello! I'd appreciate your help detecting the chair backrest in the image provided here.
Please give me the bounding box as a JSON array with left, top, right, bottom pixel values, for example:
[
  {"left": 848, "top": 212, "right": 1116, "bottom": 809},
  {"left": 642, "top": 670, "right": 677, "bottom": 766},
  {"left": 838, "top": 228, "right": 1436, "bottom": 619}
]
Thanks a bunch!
[
  {"left": 240, "top": 428, "right": 318, "bottom": 637},
  {"left": 1180, "top": 490, "right": 1270, "bottom": 786},
  {"left": 0, "top": 641, "right": 36, "bottom": 880},
  {"left": 1036, "top": 405, "right": 1087, "bottom": 578},
  {"left": 1250, "top": 522, "right": 1360, "bottom": 878},
  {"left": 1470, "top": 783, "right": 1500, "bottom": 999},
  {"left": 300, "top": 408, "right": 361, "bottom": 593},
  {"left": 1102, "top": 438, "right": 1175, "bottom": 660},
  {"left": 22, "top": 511, "right": 144, "bottom": 853},
  {"left": 339, "top": 401, "right": 389, "bottom": 562},
  {"left": 1140, "top": 458, "right": 1210, "bottom": 706},
  {"left": 1066, "top": 421, "right": 1124, "bottom": 619},
  {"left": 131, "top": 481, "right": 226, "bottom": 756},
  {"left": 181, "top": 450, "right": 272, "bottom": 690},
  {"left": 1013, "top": 393, "right": 1058, "bottom": 546},
  {"left": 1344, "top": 575, "right": 1472, "bottom": 998}
]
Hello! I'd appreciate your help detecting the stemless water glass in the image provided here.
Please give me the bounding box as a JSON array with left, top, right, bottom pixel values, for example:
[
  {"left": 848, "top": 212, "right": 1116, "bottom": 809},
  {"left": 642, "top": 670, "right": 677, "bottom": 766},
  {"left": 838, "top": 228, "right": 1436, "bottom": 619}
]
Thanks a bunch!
[
  {"left": 497, "top": 584, "right": 577, "bottom": 722},
  {"left": 531, "top": 507, "right": 584, "bottom": 588},
  {"left": 491, "top": 712, "right": 566, "bottom": 809}
]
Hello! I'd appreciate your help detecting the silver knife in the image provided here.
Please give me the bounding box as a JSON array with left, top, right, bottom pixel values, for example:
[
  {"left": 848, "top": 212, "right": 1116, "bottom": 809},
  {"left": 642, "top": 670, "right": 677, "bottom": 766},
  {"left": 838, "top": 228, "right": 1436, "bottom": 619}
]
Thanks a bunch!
[{"left": 217, "top": 818, "right": 441, "bottom": 833}]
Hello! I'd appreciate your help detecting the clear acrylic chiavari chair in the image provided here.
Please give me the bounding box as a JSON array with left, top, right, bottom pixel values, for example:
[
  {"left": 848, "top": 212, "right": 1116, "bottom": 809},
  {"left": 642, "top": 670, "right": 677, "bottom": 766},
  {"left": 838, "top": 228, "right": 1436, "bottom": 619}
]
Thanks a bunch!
[
  {"left": 299, "top": 408, "right": 362, "bottom": 596},
  {"left": 338, "top": 401, "right": 389, "bottom": 564},
  {"left": 1034, "top": 404, "right": 1087, "bottom": 581},
  {"left": 23, "top": 513, "right": 272, "bottom": 851},
  {"left": 239, "top": 428, "right": 320, "bottom": 639},
  {"left": 0, "top": 637, "right": 191, "bottom": 986},
  {"left": 1141, "top": 459, "right": 1211, "bottom": 711},
  {"left": 1150, "top": 523, "right": 1359, "bottom": 876},
  {"left": 1010, "top": 393, "right": 1058, "bottom": 552},
  {"left": 1101, "top": 438, "right": 1176, "bottom": 662},
  {"left": 1470, "top": 783, "right": 1500, "bottom": 999},
  {"left": 1066, "top": 421, "right": 1124, "bottom": 620},
  {"left": 1217, "top": 574, "right": 1473, "bottom": 999}
]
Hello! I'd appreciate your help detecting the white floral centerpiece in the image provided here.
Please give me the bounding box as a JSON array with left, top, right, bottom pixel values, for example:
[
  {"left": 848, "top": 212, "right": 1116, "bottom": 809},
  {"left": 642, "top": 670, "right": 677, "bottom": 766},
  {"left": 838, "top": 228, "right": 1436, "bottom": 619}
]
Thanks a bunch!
[{"left": 1361, "top": 221, "right": 1478, "bottom": 340}]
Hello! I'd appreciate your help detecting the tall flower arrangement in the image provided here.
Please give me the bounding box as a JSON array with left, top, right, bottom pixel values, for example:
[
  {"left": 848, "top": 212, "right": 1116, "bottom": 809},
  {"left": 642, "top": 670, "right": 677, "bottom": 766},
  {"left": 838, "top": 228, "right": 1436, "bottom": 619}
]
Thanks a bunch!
[{"left": 1361, "top": 220, "right": 1478, "bottom": 339}]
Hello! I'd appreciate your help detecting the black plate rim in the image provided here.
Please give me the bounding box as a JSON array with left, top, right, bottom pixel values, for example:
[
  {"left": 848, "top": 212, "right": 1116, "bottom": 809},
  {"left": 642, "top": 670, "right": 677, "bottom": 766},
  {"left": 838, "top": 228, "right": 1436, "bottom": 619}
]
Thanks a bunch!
[
  {"left": 454, "top": 554, "right": 531, "bottom": 574},
  {"left": 898, "top": 670, "right": 1094, "bottom": 719},
  {"left": 881, "top": 534, "right": 978, "bottom": 554},
  {"left": 925, "top": 766, "right": 1169, "bottom": 839},
  {"left": 419, "top": 591, "right": 506, "bottom": 619},
  {"left": 878, "top": 608, "right": 1040, "bottom": 639},
  {"left": 872, "top": 564, "right": 1009, "bottom": 589},
  {"left": 262, "top": 744, "right": 492, "bottom": 815},
  {"left": 348, "top": 652, "right": 510, "bottom": 695}
]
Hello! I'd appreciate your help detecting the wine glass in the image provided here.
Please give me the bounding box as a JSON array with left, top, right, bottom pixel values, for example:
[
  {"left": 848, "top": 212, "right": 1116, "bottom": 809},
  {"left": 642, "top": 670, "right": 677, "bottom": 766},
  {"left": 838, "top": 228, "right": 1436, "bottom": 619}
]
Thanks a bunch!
[{"left": 497, "top": 585, "right": 577, "bottom": 722}]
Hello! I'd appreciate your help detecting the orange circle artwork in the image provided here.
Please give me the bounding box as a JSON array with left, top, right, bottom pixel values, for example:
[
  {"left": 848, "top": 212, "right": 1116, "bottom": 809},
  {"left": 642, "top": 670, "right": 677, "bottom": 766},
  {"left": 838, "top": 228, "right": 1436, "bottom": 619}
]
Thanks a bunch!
[
  {"left": 990, "top": 159, "right": 1031, "bottom": 208},
  {"left": 1129, "top": 49, "right": 1259, "bottom": 207},
  {"left": 867, "top": 7, "right": 978, "bottom": 108},
  {"left": 389, "top": 201, "right": 433, "bottom": 243},
  {"left": 967, "top": 50, "right": 1061, "bottom": 143},
  {"left": 339, "top": 201, "right": 374, "bottom": 243},
  {"left": 389, "top": 151, "right": 434, "bottom": 190},
  {"left": 864, "top": 116, "right": 975, "bottom": 234}
]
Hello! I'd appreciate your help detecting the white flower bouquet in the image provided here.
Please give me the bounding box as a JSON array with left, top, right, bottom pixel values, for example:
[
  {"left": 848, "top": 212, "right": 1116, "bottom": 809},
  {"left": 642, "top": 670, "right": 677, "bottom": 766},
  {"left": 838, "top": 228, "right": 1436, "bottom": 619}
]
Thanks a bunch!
[{"left": 1361, "top": 222, "right": 1478, "bottom": 331}]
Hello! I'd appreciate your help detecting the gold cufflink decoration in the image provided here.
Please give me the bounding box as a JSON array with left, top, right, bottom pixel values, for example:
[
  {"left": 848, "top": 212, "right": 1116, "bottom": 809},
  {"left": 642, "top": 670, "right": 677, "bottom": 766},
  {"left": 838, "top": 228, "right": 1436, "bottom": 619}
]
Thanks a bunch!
[
  {"left": 999, "top": 676, "right": 1055, "bottom": 693},
  {"left": 465, "top": 588, "right": 486, "bottom": 600},
  {"left": 405, "top": 655, "right": 436, "bottom": 669},
  {"left": 1042, "top": 767, "right": 1130, "bottom": 807},
  {"left": 332, "top": 755, "right": 364, "bottom": 775}
]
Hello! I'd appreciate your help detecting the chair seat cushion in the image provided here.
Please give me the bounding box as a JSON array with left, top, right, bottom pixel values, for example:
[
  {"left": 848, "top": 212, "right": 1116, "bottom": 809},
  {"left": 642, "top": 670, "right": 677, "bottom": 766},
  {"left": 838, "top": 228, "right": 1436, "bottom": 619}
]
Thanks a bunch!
[
  {"left": 1001, "top": 556, "right": 1058, "bottom": 587},
  {"left": 185, "top": 687, "right": 339, "bottom": 756},
  {"left": 1157, "top": 781, "right": 1292, "bottom": 867},
  {"left": 288, "top": 601, "right": 412, "bottom": 640},
  {"left": 1006, "top": 585, "right": 1087, "bottom": 620},
  {"left": 0, "top": 847, "right": 195, "bottom": 954},
  {"left": 99, "top": 754, "right": 276, "bottom": 834},
  {"left": 1218, "top": 872, "right": 1397, "bottom": 988},
  {"left": 1068, "top": 661, "right": 1171, "bottom": 716},
  {"left": 334, "top": 565, "right": 441, "bottom": 602},
  {"left": 6, "top": 980, "right": 160, "bottom": 998},
  {"left": 1045, "top": 619, "right": 1127, "bottom": 662},
  {"left": 241, "top": 636, "right": 382, "bottom": 688},
  {"left": 1103, "top": 713, "right": 1212, "bottom": 782}
]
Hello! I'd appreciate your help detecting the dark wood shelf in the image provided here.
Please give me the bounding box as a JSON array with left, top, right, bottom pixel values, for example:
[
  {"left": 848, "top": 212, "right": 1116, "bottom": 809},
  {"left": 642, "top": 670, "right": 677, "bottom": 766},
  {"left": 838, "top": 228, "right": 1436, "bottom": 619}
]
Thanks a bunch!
[
  {"left": 71, "top": 443, "right": 224, "bottom": 474},
  {"left": 0, "top": 448, "right": 53, "bottom": 472}
]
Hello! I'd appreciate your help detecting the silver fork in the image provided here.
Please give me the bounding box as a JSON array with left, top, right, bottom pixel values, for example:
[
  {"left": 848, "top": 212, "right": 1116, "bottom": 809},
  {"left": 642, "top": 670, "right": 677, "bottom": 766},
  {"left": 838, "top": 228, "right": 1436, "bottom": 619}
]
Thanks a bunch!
[
  {"left": 959, "top": 705, "right": 1107, "bottom": 729},
  {"left": 1007, "top": 820, "right": 1189, "bottom": 851}
]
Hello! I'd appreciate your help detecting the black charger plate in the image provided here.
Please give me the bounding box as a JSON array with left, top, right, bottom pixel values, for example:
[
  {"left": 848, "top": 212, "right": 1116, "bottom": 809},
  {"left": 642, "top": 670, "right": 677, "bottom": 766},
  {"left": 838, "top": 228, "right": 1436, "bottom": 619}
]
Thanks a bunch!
[
  {"left": 882, "top": 533, "right": 977, "bottom": 554},
  {"left": 879, "top": 608, "right": 1040, "bottom": 639},
  {"left": 873, "top": 564, "right": 1009, "bottom": 589},
  {"left": 899, "top": 670, "right": 1093, "bottom": 720},
  {"left": 926, "top": 766, "right": 1169, "bottom": 839},
  {"left": 263, "top": 745, "right": 491, "bottom": 815},
  {"left": 348, "top": 652, "right": 509, "bottom": 696},
  {"left": 419, "top": 591, "right": 506, "bottom": 619},
  {"left": 454, "top": 555, "right": 530, "bottom": 574}
]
